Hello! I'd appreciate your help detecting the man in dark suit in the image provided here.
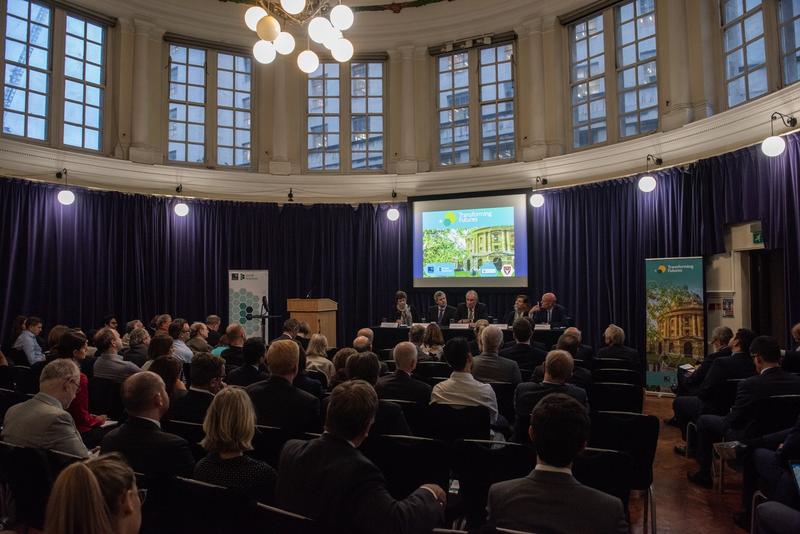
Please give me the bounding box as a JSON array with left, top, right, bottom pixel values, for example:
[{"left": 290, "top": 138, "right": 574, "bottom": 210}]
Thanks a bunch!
[
  {"left": 277, "top": 380, "right": 445, "bottom": 534},
  {"left": 274, "top": 319, "right": 323, "bottom": 398},
  {"left": 503, "top": 294, "right": 532, "bottom": 326},
  {"left": 345, "top": 352, "right": 411, "bottom": 435},
  {"left": 247, "top": 339, "right": 321, "bottom": 434},
  {"left": 595, "top": 324, "right": 639, "bottom": 365},
  {"left": 530, "top": 292, "right": 569, "bottom": 327},
  {"left": 427, "top": 290, "right": 457, "bottom": 325},
  {"left": 227, "top": 337, "right": 269, "bottom": 387},
  {"left": 100, "top": 371, "right": 195, "bottom": 477},
  {"left": 455, "top": 290, "right": 489, "bottom": 324},
  {"left": 488, "top": 393, "right": 628, "bottom": 533},
  {"left": 564, "top": 327, "right": 594, "bottom": 364},
  {"left": 471, "top": 325, "right": 521, "bottom": 386},
  {"left": 530, "top": 333, "right": 592, "bottom": 391},
  {"left": 166, "top": 352, "right": 225, "bottom": 423},
  {"left": 122, "top": 327, "right": 150, "bottom": 368},
  {"left": 513, "top": 350, "right": 588, "bottom": 444},
  {"left": 689, "top": 336, "right": 800, "bottom": 488},
  {"left": 500, "top": 318, "right": 547, "bottom": 371},
  {"left": 376, "top": 341, "right": 432, "bottom": 404},
  {"left": 676, "top": 326, "right": 734, "bottom": 397},
  {"left": 205, "top": 315, "right": 222, "bottom": 347}
]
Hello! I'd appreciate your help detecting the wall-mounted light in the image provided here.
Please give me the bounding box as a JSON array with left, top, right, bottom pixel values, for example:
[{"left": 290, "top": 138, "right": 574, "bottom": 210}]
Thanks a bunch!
[
  {"left": 387, "top": 189, "right": 400, "bottom": 221},
  {"left": 761, "top": 111, "right": 797, "bottom": 157},
  {"left": 638, "top": 154, "right": 662, "bottom": 193},
  {"left": 55, "top": 168, "right": 75, "bottom": 205},
  {"left": 174, "top": 184, "right": 189, "bottom": 216},
  {"left": 530, "top": 176, "right": 547, "bottom": 208}
]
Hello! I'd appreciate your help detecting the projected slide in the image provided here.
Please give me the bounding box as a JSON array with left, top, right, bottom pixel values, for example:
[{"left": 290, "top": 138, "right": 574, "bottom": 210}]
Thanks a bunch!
[{"left": 422, "top": 207, "right": 515, "bottom": 278}]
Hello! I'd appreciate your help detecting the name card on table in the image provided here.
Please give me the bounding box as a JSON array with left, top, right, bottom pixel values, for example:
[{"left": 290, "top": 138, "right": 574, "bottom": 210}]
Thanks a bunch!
[
  {"left": 534, "top": 324, "right": 551, "bottom": 330},
  {"left": 380, "top": 322, "right": 399, "bottom": 328},
  {"left": 449, "top": 323, "right": 470, "bottom": 330},
  {"left": 412, "top": 322, "right": 430, "bottom": 327}
]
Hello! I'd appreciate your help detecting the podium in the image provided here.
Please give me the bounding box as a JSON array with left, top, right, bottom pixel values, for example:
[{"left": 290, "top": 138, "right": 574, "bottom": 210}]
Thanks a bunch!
[{"left": 287, "top": 298, "right": 338, "bottom": 348}]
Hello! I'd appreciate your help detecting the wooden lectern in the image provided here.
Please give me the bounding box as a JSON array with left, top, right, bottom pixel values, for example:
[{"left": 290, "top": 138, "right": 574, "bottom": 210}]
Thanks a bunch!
[{"left": 287, "top": 298, "right": 338, "bottom": 348}]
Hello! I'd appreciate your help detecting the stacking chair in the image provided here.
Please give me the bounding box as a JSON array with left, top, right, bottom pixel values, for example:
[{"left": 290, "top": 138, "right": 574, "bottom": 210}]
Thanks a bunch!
[
  {"left": 13, "top": 365, "right": 37, "bottom": 395},
  {"left": 749, "top": 394, "right": 800, "bottom": 438},
  {"left": 589, "top": 382, "right": 644, "bottom": 413},
  {"left": 0, "top": 387, "right": 27, "bottom": 422},
  {"left": 592, "top": 368, "right": 643, "bottom": 386},
  {"left": 488, "top": 382, "right": 515, "bottom": 423},
  {"left": 88, "top": 377, "right": 125, "bottom": 420},
  {"left": 163, "top": 419, "right": 206, "bottom": 461},
  {"left": 251, "top": 502, "right": 321, "bottom": 534},
  {"left": 249, "top": 424, "right": 306, "bottom": 467},
  {"left": 182, "top": 362, "right": 192, "bottom": 388},
  {"left": 0, "top": 441, "right": 53, "bottom": 530},
  {"left": 414, "top": 361, "right": 452, "bottom": 380},
  {"left": 360, "top": 434, "right": 450, "bottom": 499},
  {"left": 421, "top": 403, "right": 491, "bottom": 442},
  {"left": 382, "top": 399, "right": 428, "bottom": 436},
  {"left": 572, "top": 447, "right": 634, "bottom": 511},
  {"left": 0, "top": 366, "right": 17, "bottom": 390},
  {"left": 384, "top": 359, "right": 398, "bottom": 372},
  {"left": 593, "top": 357, "right": 639, "bottom": 371},
  {"left": 306, "top": 369, "right": 329, "bottom": 390}
]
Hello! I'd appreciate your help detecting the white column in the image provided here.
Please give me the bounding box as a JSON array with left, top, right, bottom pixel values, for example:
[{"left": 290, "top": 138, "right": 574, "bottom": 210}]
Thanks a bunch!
[
  {"left": 270, "top": 59, "right": 291, "bottom": 175},
  {"left": 396, "top": 45, "right": 417, "bottom": 174},
  {"left": 660, "top": 0, "right": 693, "bottom": 131},
  {"left": 129, "top": 19, "right": 163, "bottom": 164},
  {"left": 516, "top": 18, "right": 547, "bottom": 161}
]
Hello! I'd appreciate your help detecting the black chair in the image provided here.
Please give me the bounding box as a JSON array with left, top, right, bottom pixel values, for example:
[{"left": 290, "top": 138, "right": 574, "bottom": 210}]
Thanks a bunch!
[
  {"left": 88, "top": 377, "right": 125, "bottom": 420},
  {"left": 592, "top": 368, "right": 643, "bottom": 386},
  {"left": 593, "top": 357, "right": 639, "bottom": 371},
  {"left": 249, "top": 425, "right": 306, "bottom": 467},
  {"left": 383, "top": 399, "right": 428, "bottom": 436},
  {"left": 306, "top": 369, "right": 328, "bottom": 390},
  {"left": 360, "top": 434, "right": 450, "bottom": 500},
  {"left": 326, "top": 347, "right": 339, "bottom": 359},
  {"left": 13, "top": 365, "right": 37, "bottom": 395},
  {"left": 421, "top": 404, "right": 490, "bottom": 442},
  {"left": 252, "top": 502, "right": 321, "bottom": 534},
  {"left": 573, "top": 358, "right": 591, "bottom": 369},
  {"left": 749, "top": 394, "right": 800, "bottom": 438},
  {"left": 414, "top": 361, "right": 452, "bottom": 379},
  {"left": 384, "top": 359, "right": 398, "bottom": 372},
  {"left": 0, "top": 387, "right": 27, "bottom": 422},
  {"left": 588, "top": 411, "right": 659, "bottom": 533},
  {"left": 452, "top": 439, "right": 535, "bottom": 528},
  {"left": 589, "top": 382, "right": 643, "bottom": 413},
  {"left": 519, "top": 368, "right": 533, "bottom": 382},
  {"left": 182, "top": 362, "right": 192, "bottom": 388},
  {"left": 573, "top": 447, "right": 634, "bottom": 510},
  {"left": 0, "top": 366, "right": 17, "bottom": 389},
  {"left": 0, "top": 440, "right": 54, "bottom": 530},
  {"left": 488, "top": 382, "right": 515, "bottom": 423},
  {"left": 379, "top": 348, "right": 394, "bottom": 361},
  {"left": 718, "top": 378, "right": 745, "bottom": 415},
  {"left": 6, "top": 348, "right": 28, "bottom": 367},
  {"left": 163, "top": 419, "right": 206, "bottom": 461}
]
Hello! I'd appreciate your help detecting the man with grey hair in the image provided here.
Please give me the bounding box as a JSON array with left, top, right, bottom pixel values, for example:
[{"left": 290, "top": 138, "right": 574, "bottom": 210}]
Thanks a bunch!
[
  {"left": 564, "top": 326, "right": 594, "bottom": 362},
  {"left": 408, "top": 324, "right": 429, "bottom": 361},
  {"left": 376, "top": 341, "right": 432, "bottom": 404},
  {"left": 2, "top": 359, "right": 89, "bottom": 457},
  {"left": 531, "top": 292, "right": 569, "bottom": 327},
  {"left": 187, "top": 321, "right": 213, "bottom": 354},
  {"left": 123, "top": 327, "right": 151, "bottom": 367},
  {"left": 121, "top": 319, "right": 144, "bottom": 349},
  {"left": 456, "top": 290, "right": 488, "bottom": 324},
  {"left": 94, "top": 327, "right": 141, "bottom": 383},
  {"left": 427, "top": 291, "right": 457, "bottom": 325},
  {"left": 596, "top": 324, "right": 639, "bottom": 366},
  {"left": 472, "top": 325, "right": 522, "bottom": 385},
  {"left": 205, "top": 314, "right": 222, "bottom": 346}
]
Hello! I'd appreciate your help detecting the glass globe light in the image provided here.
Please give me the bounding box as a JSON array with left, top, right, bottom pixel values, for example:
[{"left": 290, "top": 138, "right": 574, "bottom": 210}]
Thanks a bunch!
[
  {"left": 308, "top": 16, "right": 332, "bottom": 44},
  {"left": 253, "top": 40, "right": 277, "bottom": 64},
  {"left": 387, "top": 208, "right": 400, "bottom": 221},
  {"left": 297, "top": 50, "right": 319, "bottom": 74},
  {"left": 323, "top": 28, "right": 342, "bottom": 50},
  {"left": 331, "top": 38, "right": 354, "bottom": 63},
  {"left": 638, "top": 174, "right": 657, "bottom": 193},
  {"left": 244, "top": 6, "right": 267, "bottom": 31},
  {"left": 274, "top": 32, "right": 296, "bottom": 55},
  {"left": 174, "top": 202, "right": 189, "bottom": 217},
  {"left": 330, "top": 4, "right": 354, "bottom": 30},
  {"left": 761, "top": 135, "right": 786, "bottom": 157},
  {"left": 256, "top": 15, "right": 281, "bottom": 42},
  {"left": 529, "top": 193, "right": 544, "bottom": 208},
  {"left": 280, "top": 0, "right": 306, "bottom": 15},
  {"left": 57, "top": 189, "right": 75, "bottom": 205}
]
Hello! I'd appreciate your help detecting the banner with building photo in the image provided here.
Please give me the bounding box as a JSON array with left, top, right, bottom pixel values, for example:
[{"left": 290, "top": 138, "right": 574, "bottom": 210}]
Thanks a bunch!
[
  {"left": 228, "top": 270, "right": 269, "bottom": 340},
  {"left": 645, "top": 257, "right": 705, "bottom": 392}
]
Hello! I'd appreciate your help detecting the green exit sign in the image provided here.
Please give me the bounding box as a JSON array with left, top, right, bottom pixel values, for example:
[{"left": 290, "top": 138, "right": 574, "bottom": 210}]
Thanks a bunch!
[{"left": 753, "top": 231, "right": 763, "bottom": 244}]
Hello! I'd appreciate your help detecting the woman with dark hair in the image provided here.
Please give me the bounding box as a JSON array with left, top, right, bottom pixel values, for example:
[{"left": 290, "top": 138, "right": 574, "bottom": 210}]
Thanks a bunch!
[
  {"left": 142, "top": 335, "right": 173, "bottom": 371},
  {"left": 47, "top": 325, "right": 71, "bottom": 355},
  {"left": 329, "top": 347, "right": 357, "bottom": 390},
  {"left": 422, "top": 323, "right": 445, "bottom": 360},
  {"left": 102, "top": 315, "right": 119, "bottom": 332},
  {"left": 392, "top": 290, "right": 416, "bottom": 326},
  {"left": 56, "top": 330, "right": 110, "bottom": 447},
  {"left": 149, "top": 355, "right": 187, "bottom": 405}
]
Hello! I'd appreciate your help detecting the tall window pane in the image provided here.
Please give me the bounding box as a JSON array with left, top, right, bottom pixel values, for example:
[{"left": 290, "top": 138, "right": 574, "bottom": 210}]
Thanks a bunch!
[
  {"left": 722, "top": 0, "right": 766, "bottom": 107},
  {"left": 616, "top": 0, "right": 657, "bottom": 137},
  {"left": 168, "top": 45, "right": 205, "bottom": 163},
  {"left": 217, "top": 53, "right": 251, "bottom": 167},
  {"left": 351, "top": 62, "right": 383, "bottom": 170},
  {"left": 63, "top": 15, "right": 104, "bottom": 150},
  {"left": 779, "top": 0, "right": 800, "bottom": 85},
  {"left": 479, "top": 43, "right": 515, "bottom": 161},
  {"left": 437, "top": 51, "right": 469, "bottom": 165},
  {"left": 307, "top": 63, "right": 340, "bottom": 171},
  {"left": 2, "top": 0, "right": 51, "bottom": 140},
  {"left": 570, "top": 14, "right": 606, "bottom": 148}
]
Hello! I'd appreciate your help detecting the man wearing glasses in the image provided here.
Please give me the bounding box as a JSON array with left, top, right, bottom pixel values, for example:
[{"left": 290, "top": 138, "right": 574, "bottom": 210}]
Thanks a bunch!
[{"left": 169, "top": 318, "right": 195, "bottom": 364}]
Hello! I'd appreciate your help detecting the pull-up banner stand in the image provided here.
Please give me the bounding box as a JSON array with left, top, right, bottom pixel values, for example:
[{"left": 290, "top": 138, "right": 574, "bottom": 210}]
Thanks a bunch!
[
  {"left": 645, "top": 257, "right": 706, "bottom": 393},
  {"left": 228, "top": 270, "right": 269, "bottom": 341}
]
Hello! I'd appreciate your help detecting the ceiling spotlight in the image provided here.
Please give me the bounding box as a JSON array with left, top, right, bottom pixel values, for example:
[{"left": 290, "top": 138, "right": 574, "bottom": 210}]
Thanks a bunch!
[
  {"left": 638, "top": 154, "right": 662, "bottom": 193},
  {"left": 244, "top": 6, "right": 267, "bottom": 31},
  {"left": 762, "top": 111, "right": 797, "bottom": 157},
  {"left": 174, "top": 202, "right": 189, "bottom": 217},
  {"left": 57, "top": 189, "right": 75, "bottom": 206},
  {"left": 529, "top": 193, "right": 544, "bottom": 208}
]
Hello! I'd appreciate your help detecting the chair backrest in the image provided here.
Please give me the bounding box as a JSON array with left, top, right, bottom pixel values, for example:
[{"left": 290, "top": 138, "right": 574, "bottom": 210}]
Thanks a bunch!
[
  {"left": 379, "top": 348, "right": 394, "bottom": 361},
  {"left": 488, "top": 382, "right": 515, "bottom": 422},
  {"left": 592, "top": 368, "right": 643, "bottom": 386},
  {"left": 0, "top": 387, "right": 28, "bottom": 423},
  {"left": 452, "top": 439, "right": 535, "bottom": 528},
  {"left": 588, "top": 411, "right": 659, "bottom": 489},
  {"left": 384, "top": 359, "right": 398, "bottom": 372},
  {"left": 249, "top": 424, "right": 305, "bottom": 467},
  {"left": 13, "top": 365, "right": 37, "bottom": 395},
  {"left": 251, "top": 502, "right": 321, "bottom": 534},
  {"left": 383, "top": 399, "right": 428, "bottom": 436},
  {"left": 0, "top": 440, "right": 54, "bottom": 530},
  {"left": 6, "top": 348, "right": 28, "bottom": 367},
  {"left": 572, "top": 447, "right": 634, "bottom": 510},
  {"left": 589, "top": 382, "right": 644, "bottom": 413},
  {"left": 163, "top": 419, "right": 206, "bottom": 461},
  {"left": 573, "top": 358, "right": 590, "bottom": 369},
  {"left": 306, "top": 369, "right": 328, "bottom": 390},
  {"left": 750, "top": 394, "right": 800, "bottom": 438},
  {"left": 0, "top": 366, "right": 17, "bottom": 389},
  {"left": 360, "top": 434, "right": 450, "bottom": 499},
  {"left": 414, "top": 361, "right": 452, "bottom": 379},
  {"left": 422, "top": 403, "right": 490, "bottom": 442},
  {"left": 593, "top": 357, "right": 639, "bottom": 371},
  {"left": 182, "top": 362, "right": 192, "bottom": 388},
  {"left": 88, "top": 377, "right": 125, "bottom": 420},
  {"left": 720, "top": 378, "right": 745, "bottom": 415},
  {"left": 421, "top": 375, "right": 450, "bottom": 387}
]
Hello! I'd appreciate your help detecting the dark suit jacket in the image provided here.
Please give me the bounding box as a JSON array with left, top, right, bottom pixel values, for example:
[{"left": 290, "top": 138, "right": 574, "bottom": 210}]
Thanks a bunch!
[
  {"left": 530, "top": 304, "right": 569, "bottom": 327},
  {"left": 427, "top": 305, "right": 457, "bottom": 325},
  {"left": 220, "top": 346, "right": 245, "bottom": 367},
  {"left": 277, "top": 434, "right": 442, "bottom": 534},
  {"left": 166, "top": 389, "right": 215, "bottom": 424},
  {"left": 782, "top": 351, "right": 800, "bottom": 373},
  {"left": 322, "top": 396, "right": 411, "bottom": 436},
  {"left": 596, "top": 344, "right": 640, "bottom": 366},
  {"left": 513, "top": 382, "right": 588, "bottom": 443},
  {"left": 488, "top": 470, "right": 628, "bottom": 534},
  {"left": 455, "top": 302, "right": 489, "bottom": 322},
  {"left": 531, "top": 364, "right": 592, "bottom": 391},
  {"left": 100, "top": 417, "right": 195, "bottom": 477},
  {"left": 685, "top": 346, "right": 733, "bottom": 392},
  {"left": 724, "top": 367, "right": 800, "bottom": 436},
  {"left": 375, "top": 371, "right": 432, "bottom": 404},
  {"left": 247, "top": 376, "right": 321, "bottom": 434},
  {"left": 207, "top": 329, "right": 221, "bottom": 347},
  {"left": 697, "top": 352, "right": 757, "bottom": 415},
  {"left": 122, "top": 345, "right": 148, "bottom": 368},
  {"left": 227, "top": 365, "right": 269, "bottom": 387},
  {"left": 500, "top": 343, "right": 547, "bottom": 370},
  {"left": 503, "top": 310, "right": 530, "bottom": 326},
  {"left": 576, "top": 344, "right": 594, "bottom": 363}
]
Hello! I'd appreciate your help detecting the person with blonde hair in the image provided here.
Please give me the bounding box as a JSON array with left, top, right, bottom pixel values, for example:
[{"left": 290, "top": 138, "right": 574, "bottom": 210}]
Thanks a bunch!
[
  {"left": 194, "top": 386, "right": 277, "bottom": 503},
  {"left": 469, "top": 319, "right": 491, "bottom": 357},
  {"left": 45, "top": 453, "right": 141, "bottom": 534},
  {"left": 306, "top": 333, "right": 335, "bottom": 381}
]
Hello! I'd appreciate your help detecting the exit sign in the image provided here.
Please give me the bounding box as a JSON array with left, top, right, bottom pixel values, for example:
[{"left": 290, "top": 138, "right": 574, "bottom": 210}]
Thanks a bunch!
[{"left": 752, "top": 231, "right": 763, "bottom": 244}]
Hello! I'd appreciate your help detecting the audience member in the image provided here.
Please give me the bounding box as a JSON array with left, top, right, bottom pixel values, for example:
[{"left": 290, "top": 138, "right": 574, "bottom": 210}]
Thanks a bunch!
[
  {"left": 513, "top": 350, "right": 588, "bottom": 444},
  {"left": 148, "top": 355, "right": 187, "bottom": 404},
  {"left": 120, "top": 319, "right": 143, "bottom": 349},
  {"left": 44, "top": 453, "right": 141, "bottom": 534},
  {"left": 356, "top": 327, "right": 375, "bottom": 348},
  {"left": 122, "top": 328, "right": 150, "bottom": 368},
  {"left": 563, "top": 326, "right": 594, "bottom": 362},
  {"left": 407, "top": 324, "right": 427, "bottom": 361},
  {"left": 13, "top": 315, "right": 45, "bottom": 364},
  {"left": 680, "top": 326, "right": 734, "bottom": 396},
  {"left": 500, "top": 318, "right": 547, "bottom": 371},
  {"left": 421, "top": 323, "right": 445, "bottom": 360},
  {"left": 168, "top": 319, "right": 194, "bottom": 363},
  {"left": 487, "top": 394, "right": 628, "bottom": 533},
  {"left": 143, "top": 334, "right": 173, "bottom": 371},
  {"left": 345, "top": 351, "right": 411, "bottom": 435},
  {"left": 206, "top": 315, "right": 222, "bottom": 347},
  {"left": 375, "top": 341, "right": 432, "bottom": 404},
  {"left": 211, "top": 324, "right": 237, "bottom": 356},
  {"left": 47, "top": 324, "right": 70, "bottom": 353},
  {"left": 756, "top": 501, "right": 800, "bottom": 534},
  {"left": 186, "top": 321, "right": 213, "bottom": 354},
  {"left": 100, "top": 371, "right": 195, "bottom": 476},
  {"left": 529, "top": 333, "right": 593, "bottom": 390},
  {"left": 392, "top": 290, "right": 416, "bottom": 326},
  {"left": 93, "top": 328, "right": 140, "bottom": 383},
  {"left": 530, "top": 292, "right": 569, "bottom": 327},
  {"left": 167, "top": 352, "right": 225, "bottom": 423},
  {"left": 468, "top": 319, "right": 490, "bottom": 358},
  {"left": 227, "top": 337, "right": 269, "bottom": 387},
  {"left": 276, "top": 380, "right": 445, "bottom": 533},
  {"left": 427, "top": 290, "right": 456, "bottom": 325},
  {"left": 102, "top": 315, "right": 119, "bottom": 332},
  {"left": 456, "top": 290, "right": 488, "bottom": 324},
  {"left": 294, "top": 343, "right": 324, "bottom": 398},
  {"left": 296, "top": 321, "right": 311, "bottom": 351},
  {"left": 329, "top": 347, "right": 357, "bottom": 389},
  {"left": 195, "top": 387, "right": 277, "bottom": 504},
  {"left": 2, "top": 359, "right": 89, "bottom": 457},
  {"left": 596, "top": 324, "right": 639, "bottom": 365},
  {"left": 471, "top": 325, "right": 521, "bottom": 385},
  {"left": 431, "top": 337, "right": 498, "bottom": 425},
  {"left": 154, "top": 314, "right": 172, "bottom": 336},
  {"left": 306, "top": 333, "right": 335, "bottom": 380},
  {"left": 219, "top": 325, "right": 246, "bottom": 367},
  {"left": 504, "top": 294, "right": 531, "bottom": 326},
  {"left": 4, "top": 315, "right": 27, "bottom": 354},
  {"left": 247, "top": 339, "right": 320, "bottom": 433},
  {"left": 353, "top": 335, "right": 372, "bottom": 353}
]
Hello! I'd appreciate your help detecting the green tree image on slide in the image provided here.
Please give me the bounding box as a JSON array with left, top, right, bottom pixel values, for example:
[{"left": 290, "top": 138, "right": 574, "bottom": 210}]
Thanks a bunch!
[{"left": 423, "top": 228, "right": 469, "bottom": 269}]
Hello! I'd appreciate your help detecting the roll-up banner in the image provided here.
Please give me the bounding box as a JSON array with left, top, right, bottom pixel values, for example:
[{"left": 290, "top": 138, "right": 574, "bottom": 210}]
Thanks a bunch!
[{"left": 228, "top": 270, "right": 269, "bottom": 340}]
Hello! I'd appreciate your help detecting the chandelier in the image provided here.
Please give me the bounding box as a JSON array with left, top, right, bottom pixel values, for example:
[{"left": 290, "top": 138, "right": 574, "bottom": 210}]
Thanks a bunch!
[{"left": 244, "top": 1, "right": 355, "bottom": 74}]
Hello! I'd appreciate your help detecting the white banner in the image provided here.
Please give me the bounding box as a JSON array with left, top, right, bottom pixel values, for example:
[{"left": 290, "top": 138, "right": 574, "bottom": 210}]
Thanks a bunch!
[{"left": 228, "top": 270, "right": 269, "bottom": 340}]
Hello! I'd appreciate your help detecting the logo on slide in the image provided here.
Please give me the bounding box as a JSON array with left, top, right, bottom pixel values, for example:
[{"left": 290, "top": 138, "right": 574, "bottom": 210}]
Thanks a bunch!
[
  {"left": 441, "top": 212, "right": 457, "bottom": 227},
  {"left": 501, "top": 264, "right": 514, "bottom": 276},
  {"left": 656, "top": 265, "right": 667, "bottom": 273}
]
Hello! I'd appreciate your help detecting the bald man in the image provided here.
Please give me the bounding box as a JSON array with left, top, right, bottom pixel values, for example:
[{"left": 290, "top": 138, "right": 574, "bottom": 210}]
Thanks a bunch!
[
  {"left": 375, "top": 342, "right": 432, "bottom": 404},
  {"left": 530, "top": 293, "right": 569, "bottom": 327}
]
